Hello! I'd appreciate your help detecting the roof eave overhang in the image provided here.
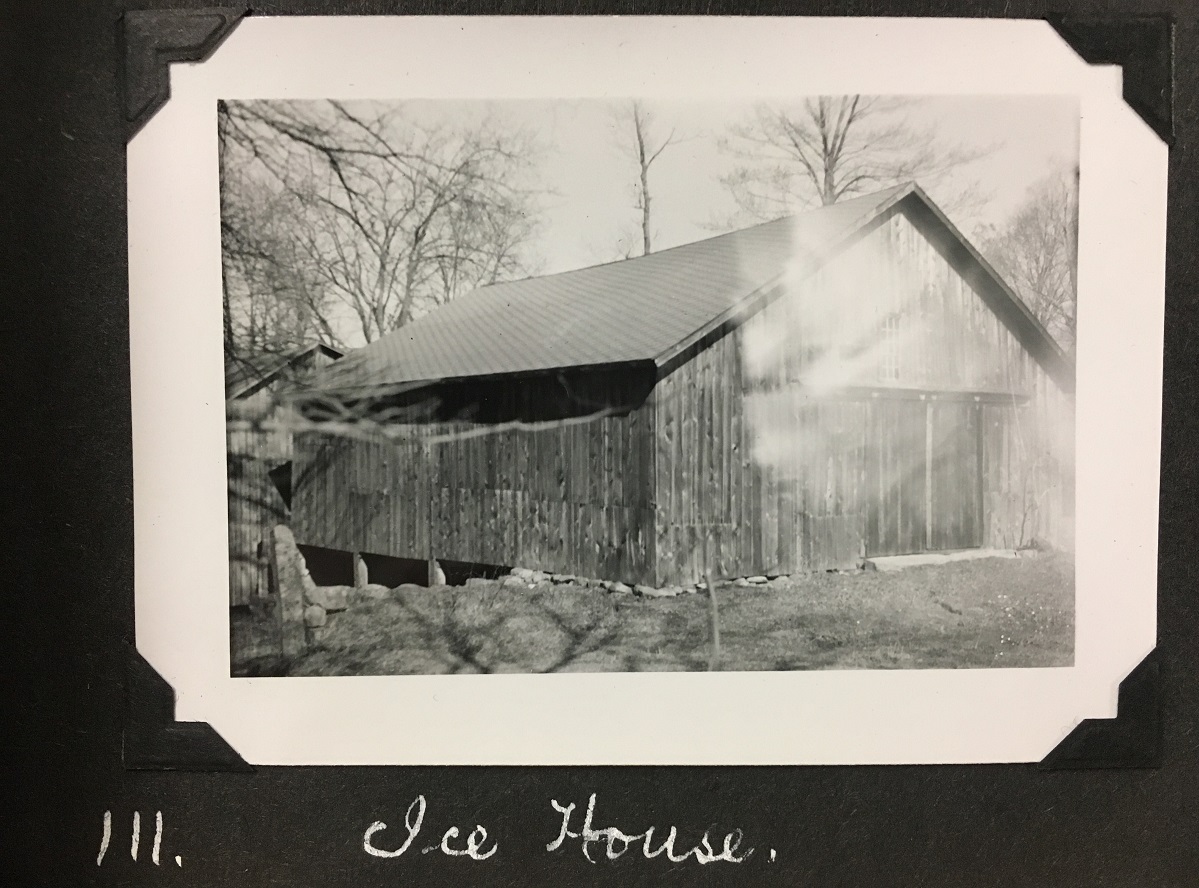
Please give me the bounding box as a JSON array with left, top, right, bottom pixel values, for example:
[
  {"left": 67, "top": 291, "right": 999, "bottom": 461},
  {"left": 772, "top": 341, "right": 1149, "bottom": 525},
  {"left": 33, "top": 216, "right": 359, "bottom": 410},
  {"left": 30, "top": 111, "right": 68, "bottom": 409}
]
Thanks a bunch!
[{"left": 292, "top": 358, "right": 660, "bottom": 409}]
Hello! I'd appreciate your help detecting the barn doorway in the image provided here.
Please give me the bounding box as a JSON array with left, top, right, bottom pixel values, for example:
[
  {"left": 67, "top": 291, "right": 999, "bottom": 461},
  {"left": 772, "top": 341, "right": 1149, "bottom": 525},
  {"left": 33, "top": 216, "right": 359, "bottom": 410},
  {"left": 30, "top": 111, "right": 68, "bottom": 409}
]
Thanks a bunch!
[{"left": 865, "top": 397, "right": 983, "bottom": 557}]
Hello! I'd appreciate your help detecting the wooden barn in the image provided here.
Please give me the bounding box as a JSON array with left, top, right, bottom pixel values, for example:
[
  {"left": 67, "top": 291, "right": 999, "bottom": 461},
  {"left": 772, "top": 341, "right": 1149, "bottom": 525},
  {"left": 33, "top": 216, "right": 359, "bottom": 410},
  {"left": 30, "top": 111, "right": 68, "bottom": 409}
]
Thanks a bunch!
[
  {"left": 289, "top": 183, "right": 1074, "bottom": 589},
  {"left": 226, "top": 342, "right": 343, "bottom": 606}
]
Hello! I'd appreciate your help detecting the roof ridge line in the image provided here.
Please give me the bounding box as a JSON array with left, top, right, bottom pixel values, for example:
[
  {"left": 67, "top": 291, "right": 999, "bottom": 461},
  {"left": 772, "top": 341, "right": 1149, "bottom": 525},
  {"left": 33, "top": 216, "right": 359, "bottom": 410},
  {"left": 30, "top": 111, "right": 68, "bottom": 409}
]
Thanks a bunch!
[{"left": 478, "top": 214, "right": 796, "bottom": 289}]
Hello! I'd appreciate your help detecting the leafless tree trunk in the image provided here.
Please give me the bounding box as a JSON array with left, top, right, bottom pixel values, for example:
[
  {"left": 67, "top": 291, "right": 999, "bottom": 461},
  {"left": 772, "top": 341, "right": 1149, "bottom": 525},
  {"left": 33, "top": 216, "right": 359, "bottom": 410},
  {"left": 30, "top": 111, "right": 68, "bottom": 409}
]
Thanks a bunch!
[{"left": 619, "top": 101, "right": 685, "bottom": 257}]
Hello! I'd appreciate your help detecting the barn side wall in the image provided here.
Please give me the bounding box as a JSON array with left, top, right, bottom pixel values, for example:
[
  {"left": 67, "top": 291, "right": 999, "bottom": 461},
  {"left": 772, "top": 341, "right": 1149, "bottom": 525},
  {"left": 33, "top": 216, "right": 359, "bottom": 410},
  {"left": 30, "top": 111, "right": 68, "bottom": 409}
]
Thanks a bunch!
[
  {"left": 651, "top": 207, "right": 1075, "bottom": 587},
  {"left": 287, "top": 207, "right": 1073, "bottom": 591},
  {"left": 652, "top": 330, "right": 874, "bottom": 586},
  {"left": 292, "top": 384, "right": 659, "bottom": 585}
]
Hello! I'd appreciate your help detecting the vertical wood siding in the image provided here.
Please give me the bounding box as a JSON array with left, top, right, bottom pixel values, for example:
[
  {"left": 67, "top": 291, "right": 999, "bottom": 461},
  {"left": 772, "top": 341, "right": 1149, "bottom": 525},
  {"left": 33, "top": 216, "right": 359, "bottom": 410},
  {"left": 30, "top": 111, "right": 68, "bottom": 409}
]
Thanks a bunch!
[
  {"left": 292, "top": 396, "right": 658, "bottom": 585},
  {"left": 227, "top": 420, "right": 291, "bottom": 606},
  {"left": 226, "top": 347, "right": 342, "bottom": 606},
  {"left": 289, "top": 207, "right": 1073, "bottom": 589},
  {"left": 650, "top": 206, "right": 1073, "bottom": 585}
]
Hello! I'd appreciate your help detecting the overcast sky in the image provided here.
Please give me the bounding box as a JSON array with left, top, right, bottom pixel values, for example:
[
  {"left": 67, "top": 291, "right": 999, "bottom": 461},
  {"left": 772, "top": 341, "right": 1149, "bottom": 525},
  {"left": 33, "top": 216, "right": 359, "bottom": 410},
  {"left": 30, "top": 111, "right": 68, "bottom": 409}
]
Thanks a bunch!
[{"left": 399, "top": 94, "right": 1078, "bottom": 277}]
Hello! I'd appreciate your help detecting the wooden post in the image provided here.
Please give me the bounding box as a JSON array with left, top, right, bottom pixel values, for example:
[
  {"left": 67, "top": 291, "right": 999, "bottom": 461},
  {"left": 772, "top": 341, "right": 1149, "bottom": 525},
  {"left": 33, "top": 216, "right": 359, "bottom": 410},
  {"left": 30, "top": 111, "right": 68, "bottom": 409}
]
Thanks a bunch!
[
  {"left": 974, "top": 401, "right": 985, "bottom": 548},
  {"left": 706, "top": 570, "right": 721, "bottom": 672},
  {"left": 353, "top": 552, "right": 369, "bottom": 589},
  {"left": 925, "top": 399, "right": 934, "bottom": 551}
]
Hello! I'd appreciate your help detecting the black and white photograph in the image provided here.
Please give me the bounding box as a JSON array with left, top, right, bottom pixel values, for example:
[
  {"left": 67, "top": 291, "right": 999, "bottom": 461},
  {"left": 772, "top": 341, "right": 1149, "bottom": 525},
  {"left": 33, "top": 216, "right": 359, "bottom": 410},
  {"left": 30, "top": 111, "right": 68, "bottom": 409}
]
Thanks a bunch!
[
  {"left": 125, "top": 16, "right": 1164, "bottom": 765},
  {"left": 17, "top": 5, "right": 1195, "bottom": 882},
  {"left": 221, "top": 94, "right": 1079, "bottom": 678}
]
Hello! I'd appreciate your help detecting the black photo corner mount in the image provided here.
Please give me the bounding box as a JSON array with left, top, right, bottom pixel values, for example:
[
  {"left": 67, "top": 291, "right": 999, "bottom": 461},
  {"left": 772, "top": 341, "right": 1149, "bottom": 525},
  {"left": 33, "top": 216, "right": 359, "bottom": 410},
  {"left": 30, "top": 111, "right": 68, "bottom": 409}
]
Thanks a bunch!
[
  {"left": 119, "top": 4, "right": 252, "bottom": 769},
  {"left": 1039, "top": 650, "right": 1162, "bottom": 770},
  {"left": 120, "top": 5, "right": 251, "bottom": 141},
  {"left": 124, "top": 646, "right": 254, "bottom": 772},
  {"left": 1048, "top": 15, "right": 1175, "bottom": 145}
]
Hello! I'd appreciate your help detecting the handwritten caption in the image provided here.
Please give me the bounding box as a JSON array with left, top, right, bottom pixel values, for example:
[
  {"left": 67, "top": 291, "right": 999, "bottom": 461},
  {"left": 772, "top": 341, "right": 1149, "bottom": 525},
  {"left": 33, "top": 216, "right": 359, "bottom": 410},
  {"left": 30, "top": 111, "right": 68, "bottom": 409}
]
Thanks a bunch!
[
  {"left": 96, "top": 810, "right": 182, "bottom": 868},
  {"left": 364, "top": 794, "right": 769, "bottom": 865}
]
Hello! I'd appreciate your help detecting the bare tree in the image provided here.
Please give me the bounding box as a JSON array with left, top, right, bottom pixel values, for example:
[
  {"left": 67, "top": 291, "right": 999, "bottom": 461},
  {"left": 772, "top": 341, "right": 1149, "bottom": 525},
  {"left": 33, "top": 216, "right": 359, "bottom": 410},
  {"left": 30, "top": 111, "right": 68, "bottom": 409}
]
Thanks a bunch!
[
  {"left": 614, "top": 101, "right": 686, "bottom": 256},
  {"left": 220, "top": 179, "right": 338, "bottom": 366},
  {"left": 218, "top": 100, "right": 544, "bottom": 357},
  {"left": 977, "top": 167, "right": 1079, "bottom": 354},
  {"left": 719, "top": 96, "right": 988, "bottom": 223}
]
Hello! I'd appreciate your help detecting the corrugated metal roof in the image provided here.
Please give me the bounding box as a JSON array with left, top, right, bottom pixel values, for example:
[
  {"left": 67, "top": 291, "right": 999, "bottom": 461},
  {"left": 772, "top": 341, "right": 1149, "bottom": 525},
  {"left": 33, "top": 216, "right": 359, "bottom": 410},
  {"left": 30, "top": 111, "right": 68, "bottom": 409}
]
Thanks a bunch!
[{"left": 318, "top": 185, "right": 913, "bottom": 392}]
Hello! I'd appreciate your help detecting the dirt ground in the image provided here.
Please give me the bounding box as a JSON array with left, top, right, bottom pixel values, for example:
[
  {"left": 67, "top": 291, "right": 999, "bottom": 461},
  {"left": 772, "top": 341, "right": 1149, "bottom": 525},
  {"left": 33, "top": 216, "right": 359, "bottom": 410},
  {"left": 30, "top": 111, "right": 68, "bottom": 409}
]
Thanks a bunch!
[{"left": 234, "top": 551, "right": 1073, "bottom": 676}]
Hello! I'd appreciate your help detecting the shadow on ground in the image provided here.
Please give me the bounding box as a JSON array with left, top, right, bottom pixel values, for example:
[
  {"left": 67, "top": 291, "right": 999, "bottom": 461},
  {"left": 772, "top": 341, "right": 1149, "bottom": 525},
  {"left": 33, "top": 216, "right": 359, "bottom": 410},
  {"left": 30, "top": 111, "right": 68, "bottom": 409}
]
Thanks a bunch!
[{"left": 233, "top": 552, "right": 1074, "bottom": 676}]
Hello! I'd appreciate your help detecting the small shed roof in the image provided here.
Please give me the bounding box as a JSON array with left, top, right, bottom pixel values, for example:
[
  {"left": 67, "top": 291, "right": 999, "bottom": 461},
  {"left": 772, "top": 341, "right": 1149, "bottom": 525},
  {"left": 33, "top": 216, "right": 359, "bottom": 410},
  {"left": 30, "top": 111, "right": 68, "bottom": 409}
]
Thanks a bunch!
[
  {"left": 318, "top": 183, "right": 1072, "bottom": 394},
  {"left": 225, "top": 343, "right": 344, "bottom": 400}
]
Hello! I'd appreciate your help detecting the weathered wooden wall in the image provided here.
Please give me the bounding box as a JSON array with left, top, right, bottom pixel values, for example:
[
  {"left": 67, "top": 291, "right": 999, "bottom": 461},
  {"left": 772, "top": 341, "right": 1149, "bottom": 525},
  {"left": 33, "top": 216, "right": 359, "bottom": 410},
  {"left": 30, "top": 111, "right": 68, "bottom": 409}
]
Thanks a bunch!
[
  {"left": 650, "top": 205, "right": 1074, "bottom": 586},
  {"left": 744, "top": 210, "right": 1035, "bottom": 395},
  {"left": 226, "top": 347, "right": 341, "bottom": 606},
  {"left": 227, "top": 420, "right": 291, "bottom": 606},
  {"left": 653, "top": 334, "right": 872, "bottom": 586},
  {"left": 979, "top": 374, "right": 1074, "bottom": 552},
  {"left": 292, "top": 373, "right": 659, "bottom": 585},
  {"left": 289, "top": 205, "right": 1074, "bottom": 589}
]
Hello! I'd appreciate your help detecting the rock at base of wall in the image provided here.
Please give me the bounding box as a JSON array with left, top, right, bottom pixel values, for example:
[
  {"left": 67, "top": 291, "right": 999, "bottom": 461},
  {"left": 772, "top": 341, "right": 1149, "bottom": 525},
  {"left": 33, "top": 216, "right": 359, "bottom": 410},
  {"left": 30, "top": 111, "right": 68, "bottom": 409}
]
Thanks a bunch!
[
  {"left": 610, "top": 582, "right": 632, "bottom": 594},
  {"left": 308, "top": 585, "right": 351, "bottom": 612},
  {"left": 501, "top": 575, "right": 529, "bottom": 589},
  {"left": 303, "top": 603, "right": 327, "bottom": 628},
  {"left": 361, "top": 583, "right": 391, "bottom": 599},
  {"left": 746, "top": 576, "right": 769, "bottom": 584},
  {"left": 732, "top": 577, "right": 751, "bottom": 587},
  {"left": 465, "top": 577, "right": 494, "bottom": 588},
  {"left": 635, "top": 584, "right": 682, "bottom": 598},
  {"left": 392, "top": 583, "right": 426, "bottom": 596},
  {"left": 510, "top": 567, "right": 535, "bottom": 579}
]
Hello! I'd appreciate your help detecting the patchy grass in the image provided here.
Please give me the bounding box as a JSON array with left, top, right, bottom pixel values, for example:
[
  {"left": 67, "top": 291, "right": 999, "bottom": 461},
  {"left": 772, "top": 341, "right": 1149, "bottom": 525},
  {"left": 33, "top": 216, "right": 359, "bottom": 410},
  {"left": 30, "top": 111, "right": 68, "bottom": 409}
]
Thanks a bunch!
[{"left": 238, "top": 553, "right": 1073, "bottom": 676}]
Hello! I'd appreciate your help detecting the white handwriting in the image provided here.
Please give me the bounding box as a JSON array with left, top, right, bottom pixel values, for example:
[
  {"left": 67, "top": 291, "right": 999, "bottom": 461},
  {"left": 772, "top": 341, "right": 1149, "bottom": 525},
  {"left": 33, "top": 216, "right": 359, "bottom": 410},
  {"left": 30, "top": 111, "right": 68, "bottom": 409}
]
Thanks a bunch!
[
  {"left": 364, "top": 796, "right": 497, "bottom": 861},
  {"left": 547, "top": 793, "right": 754, "bottom": 865}
]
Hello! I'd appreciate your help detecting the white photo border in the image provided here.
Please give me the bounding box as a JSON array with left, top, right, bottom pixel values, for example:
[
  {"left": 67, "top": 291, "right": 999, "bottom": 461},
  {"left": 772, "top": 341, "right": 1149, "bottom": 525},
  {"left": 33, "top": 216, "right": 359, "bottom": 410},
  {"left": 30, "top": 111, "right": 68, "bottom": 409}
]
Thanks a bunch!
[{"left": 128, "top": 16, "right": 1166, "bottom": 765}]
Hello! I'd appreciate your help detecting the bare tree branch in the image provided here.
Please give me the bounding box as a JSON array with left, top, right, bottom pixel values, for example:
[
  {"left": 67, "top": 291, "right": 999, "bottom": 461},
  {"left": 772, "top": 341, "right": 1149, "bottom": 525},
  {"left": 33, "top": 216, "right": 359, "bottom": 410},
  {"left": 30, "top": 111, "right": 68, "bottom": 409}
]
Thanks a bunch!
[
  {"left": 717, "top": 96, "right": 991, "bottom": 225},
  {"left": 218, "top": 99, "right": 546, "bottom": 365},
  {"left": 977, "top": 167, "right": 1079, "bottom": 355}
]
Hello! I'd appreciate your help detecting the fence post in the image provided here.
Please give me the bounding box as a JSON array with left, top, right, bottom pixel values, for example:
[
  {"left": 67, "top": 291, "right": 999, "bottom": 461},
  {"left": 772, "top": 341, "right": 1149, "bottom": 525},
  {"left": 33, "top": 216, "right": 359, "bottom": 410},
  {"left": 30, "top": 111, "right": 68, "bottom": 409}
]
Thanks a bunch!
[{"left": 353, "top": 552, "right": 369, "bottom": 589}]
